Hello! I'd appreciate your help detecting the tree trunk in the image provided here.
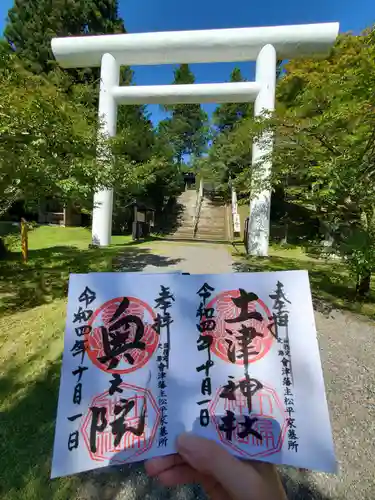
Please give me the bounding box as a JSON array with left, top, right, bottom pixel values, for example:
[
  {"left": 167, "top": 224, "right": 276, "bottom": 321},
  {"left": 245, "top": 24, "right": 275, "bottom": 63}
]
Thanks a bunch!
[
  {"left": 356, "top": 270, "right": 371, "bottom": 298},
  {"left": 0, "top": 237, "right": 7, "bottom": 258}
]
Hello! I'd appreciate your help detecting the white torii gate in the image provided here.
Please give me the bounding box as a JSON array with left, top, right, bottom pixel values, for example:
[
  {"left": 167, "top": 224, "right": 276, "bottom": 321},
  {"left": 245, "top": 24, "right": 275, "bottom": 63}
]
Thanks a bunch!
[{"left": 51, "top": 22, "right": 339, "bottom": 255}]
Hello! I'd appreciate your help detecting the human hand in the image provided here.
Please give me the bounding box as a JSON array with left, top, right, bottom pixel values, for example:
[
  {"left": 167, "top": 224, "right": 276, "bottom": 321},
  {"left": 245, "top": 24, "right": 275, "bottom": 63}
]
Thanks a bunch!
[{"left": 145, "top": 433, "right": 287, "bottom": 500}]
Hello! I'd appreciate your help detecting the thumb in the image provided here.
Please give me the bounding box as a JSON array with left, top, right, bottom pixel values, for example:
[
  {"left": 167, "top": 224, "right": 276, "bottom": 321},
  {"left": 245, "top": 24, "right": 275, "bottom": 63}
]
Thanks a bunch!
[{"left": 177, "top": 433, "right": 276, "bottom": 500}]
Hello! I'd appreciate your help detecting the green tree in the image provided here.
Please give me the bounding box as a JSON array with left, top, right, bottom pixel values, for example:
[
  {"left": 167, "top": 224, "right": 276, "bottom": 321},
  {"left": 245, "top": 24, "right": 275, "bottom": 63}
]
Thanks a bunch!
[
  {"left": 115, "top": 67, "right": 156, "bottom": 164},
  {"left": 111, "top": 66, "right": 182, "bottom": 221},
  {"left": 198, "top": 68, "right": 254, "bottom": 200},
  {"left": 159, "top": 64, "right": 209, "bottom": 164},
  {"left": 213, "top": 67, "right": 252, "bottom": 134},
  {"left": 198, "top": 118, "right": 256, "bottom": 201},
  {"left": 0, "top": 45, "right": 125, "bottom": 216},
  {"left": 267, "top": 29, "right": 375, "bottom": 295},
  {"left": 4, "top": 0, "right": 128, "bottom": 114},
  {"left": 4, "top": 0, "right": 165, "bottom": 172},
  {"left": 4, "top": 0, "right": 124, "bottom": 77}
]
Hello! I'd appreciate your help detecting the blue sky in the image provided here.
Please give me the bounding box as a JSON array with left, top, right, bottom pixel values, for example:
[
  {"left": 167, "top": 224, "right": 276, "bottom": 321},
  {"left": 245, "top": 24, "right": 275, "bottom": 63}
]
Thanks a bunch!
[{"left": 1, "top": 0, "right": 374, "bottom": 124}]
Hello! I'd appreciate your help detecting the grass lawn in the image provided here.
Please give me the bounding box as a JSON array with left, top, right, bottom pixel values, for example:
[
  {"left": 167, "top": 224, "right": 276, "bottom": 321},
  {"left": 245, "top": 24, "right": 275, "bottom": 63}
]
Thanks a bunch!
[
  {"left": 0, "top": 225, "right": 134, "bottom": 316},
  {"left": 233, "top": 243, "right": 375, "bottom": 318},
  {"left": 0, "top": 225, "right": 139, "bottom": 500}
]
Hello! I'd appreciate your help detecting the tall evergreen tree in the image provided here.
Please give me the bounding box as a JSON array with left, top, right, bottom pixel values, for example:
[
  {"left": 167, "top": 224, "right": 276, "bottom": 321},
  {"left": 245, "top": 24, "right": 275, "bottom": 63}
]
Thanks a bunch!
[
  {"left": 116, "top": 66, "right": 155, "bottom": 163},
  {"left": 4, "top": 0, "right": 124, "bottom": 77},
  {"left": 4, "top": 0, "right": 155, "bottom": 164},
  {"left": 213, "top": 68, "right": 252, "bottom": 134},
  {"left": 198, "top": 68, "right": 253, "bottom": 199},
  {"left": 159, "top": 64, "right": 209, "bottom": 164}
]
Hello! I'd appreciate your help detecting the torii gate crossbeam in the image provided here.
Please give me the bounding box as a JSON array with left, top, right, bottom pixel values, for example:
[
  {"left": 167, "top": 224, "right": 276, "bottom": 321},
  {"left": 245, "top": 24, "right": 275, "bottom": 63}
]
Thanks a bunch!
[{"left": 52, "top": 22, "right": 339, "bottom": 255}]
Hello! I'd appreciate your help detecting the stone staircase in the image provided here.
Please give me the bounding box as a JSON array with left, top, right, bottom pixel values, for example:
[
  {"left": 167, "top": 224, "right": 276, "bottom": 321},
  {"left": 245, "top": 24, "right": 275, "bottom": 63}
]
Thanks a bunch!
[
  {"left": 167, "top": 190, "right": 197, "bottom": 239},
  {"left": 168, "top": 191, "right": 228, "bottom": 242},
  {"left": 195, "top": 197, "right": 227, "bottom": 241}
]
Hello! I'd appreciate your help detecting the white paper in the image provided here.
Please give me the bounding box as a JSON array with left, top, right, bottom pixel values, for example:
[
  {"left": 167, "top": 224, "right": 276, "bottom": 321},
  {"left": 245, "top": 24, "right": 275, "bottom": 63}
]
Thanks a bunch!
[{"left": 51, "top": 270, "right": 336, "bottom": 478}]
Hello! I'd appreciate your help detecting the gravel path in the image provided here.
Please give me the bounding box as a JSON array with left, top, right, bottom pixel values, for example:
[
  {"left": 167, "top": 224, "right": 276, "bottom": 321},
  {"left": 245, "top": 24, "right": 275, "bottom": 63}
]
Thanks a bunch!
[{"left": 79, "top": 241, "right": 375, "bottom": 500}]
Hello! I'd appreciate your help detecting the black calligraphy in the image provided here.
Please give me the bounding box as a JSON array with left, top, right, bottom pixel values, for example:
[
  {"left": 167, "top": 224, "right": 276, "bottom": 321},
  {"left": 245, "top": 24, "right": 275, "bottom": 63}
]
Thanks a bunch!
[
  {"left": 154, "top": 285, "right": 174, "bottom": 368},
  {"left": 68, "top": 286, "right": 96, "bottom": 451},
  {"left": 89, "top": 406, "right": 107, "bottom": 453},
  {"left": 269, "top": 281, "right": 291, "bottom": 338},
  {"left": 110, "top": 399, "right": 145, "bottom": 445},
  {"left": 219, "top": 376, "right": 264, "bottom": 443},
  {"left": 154, "top": 285, "right": 174, "bottom": 447},
  {"left": 271, "top": 281, "right": 299, "bottom": 453},
  {"left": 109, "top": 373, "right": 123, "bottom": 395},
  {"left": 97, "top": 297, "right": 146, "bottom": 370},
  {"left": 224, "top": 289, "right": 262, "bottom": 413},
  {"left": 220, "top": 376, "right": 263, "bottom": 402},
  {"left": 219, "top": 411, "right": 262, "bottom": 442},
  {"left": 196, "top": 282, "right": 216, "bottom": 427},
  {"left": 89, "top": 397, "right": 147, "bottom": 453}
]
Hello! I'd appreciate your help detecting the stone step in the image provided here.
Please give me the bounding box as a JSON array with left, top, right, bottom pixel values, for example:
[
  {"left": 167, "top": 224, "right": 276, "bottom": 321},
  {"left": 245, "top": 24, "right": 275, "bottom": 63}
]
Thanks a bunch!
[
  {"left": 175, "top": 227, "right": 225, "bottom": 235},
  {"left": 172, "top": 231, "right": 195, "bottom": 237},
  {"left": 200, "top": 211, "right": 226, "bottom": 216},
  {"left": 198, "top": 220, "right": 225, "bottom": 226},
  {"left": 167, "top": 234, "right": 196, "bottom": 240},
  {"left": 201, "top": 204, "right": 225, "bottom": 208},
  {"left": 199, "top": 221, "right": 225, "bottom": 225},
  {"left": 201, "top": 204, "right": 225, "bottom": 209},
  {"left": 199, "top": 215, "right": 226, "bottom": 221},
  {"left": 197, "top": 226, "right": 226, "bottom": 233},
  {"left": 199, "top": 215, "right": 225, "bottom": 219},
  {"left": 199, "top": 214, "right": 225, "bottom": 219},
  {"left": 167, "top": 234, "right": 227, "bottom": 242},
  {"left": 196, "top": 229, "right": 226, "bottom": 237},
  {"left": 166, "top": 194, "right": 228, "bottom": 241},
  {"left": 194, "top": 234, "right": 228, "bottom": 241},
  {"left": 174, "top": 225, "right": 195, "bottom": 231}
]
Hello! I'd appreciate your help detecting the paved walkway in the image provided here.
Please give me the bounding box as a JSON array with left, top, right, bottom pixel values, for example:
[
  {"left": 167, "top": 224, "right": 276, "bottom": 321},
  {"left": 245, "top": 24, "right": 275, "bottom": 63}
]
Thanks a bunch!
[
  {"left": 80, "top": 241, "right": 375, "bottom": 500},
  {"left": 137, "top": 240, "right": 233, "bottom": 274}
]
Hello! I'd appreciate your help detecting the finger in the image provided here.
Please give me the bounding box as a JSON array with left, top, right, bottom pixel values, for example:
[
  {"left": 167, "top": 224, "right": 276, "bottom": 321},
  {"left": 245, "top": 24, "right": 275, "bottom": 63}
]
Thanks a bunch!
[
  {"left": 177, "top": 433, "right": 277, "bottom": 500},
  {"left": 145, "top": 454, "right": 184, "bottom": 477},
  {"left": 157, "top": 464, "right": 201, "bottom": 486}
]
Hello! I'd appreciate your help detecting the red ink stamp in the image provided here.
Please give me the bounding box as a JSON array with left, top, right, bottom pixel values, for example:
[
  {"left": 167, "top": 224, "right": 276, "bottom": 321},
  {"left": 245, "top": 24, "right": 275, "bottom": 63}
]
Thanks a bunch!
[
  {"left": 86, "top": 296, "right": 158, "bottom": 374},
  {"left": 209, "top": 379, "right": 287, "bottom": 459},
  {"left": 81, "top": 382, "right": 160, "bottom": 464},
  {"left": 201, "top": 289, "right": 275, "bottom": 364}
]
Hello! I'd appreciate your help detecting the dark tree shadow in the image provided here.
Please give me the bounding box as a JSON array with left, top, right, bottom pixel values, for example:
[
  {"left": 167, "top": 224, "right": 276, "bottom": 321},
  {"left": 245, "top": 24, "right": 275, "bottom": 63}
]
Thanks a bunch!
[
  {"left": 0, "top": 245, "right": 182, "bottom": 316},
  {"left": 154, "top": 198, "right": 185, "bottom": 236},
  {"left": 270, "top": 198, "right": 321, "bottom": 247},
  {"left": 233, "top": 252, "right": 375, "bottom": 318},
  {"left": 0, "top": 360, "right": 81, "bottom": 499}
]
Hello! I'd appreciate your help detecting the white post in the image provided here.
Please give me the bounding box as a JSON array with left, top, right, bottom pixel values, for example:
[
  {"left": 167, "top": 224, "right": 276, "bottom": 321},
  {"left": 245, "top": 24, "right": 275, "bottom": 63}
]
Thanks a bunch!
[
  {"left": 91, "top": 53, "right": 119, "bottom": 246},
  {"left": 231, "top": 188, "right": 238, "bottom": 214},
  {"left": 248, "top": 44, "right": 276, "bottom": 256},
  {"left": 199, "top": 177, "right": 204, "bottom": 198}
]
